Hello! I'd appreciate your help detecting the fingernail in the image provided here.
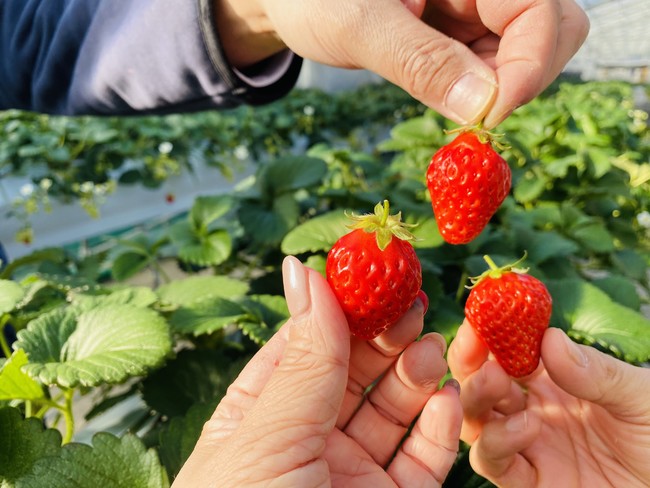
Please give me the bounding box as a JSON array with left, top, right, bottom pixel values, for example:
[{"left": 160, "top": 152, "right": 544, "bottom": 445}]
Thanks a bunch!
[
  {"left": 416, "top": 289, "right": 429, "bottom": 315},
  {"left": 421, "top": 333, "right": 447, "bottom": 356},
  {"left": 282, "top": 256, "right": 310, "bottom": 319},
  {"left": 564, "top": 332, "right": 588, "bottom": 368},
  {"left": 506, "top": 411, "right": 528, "bottom": 432},
  {"left": 443, "top": 378, "right": 461, "bottom": 395},
  {"left": 445, "top": 72, "right": 497, "bottom": 124}
]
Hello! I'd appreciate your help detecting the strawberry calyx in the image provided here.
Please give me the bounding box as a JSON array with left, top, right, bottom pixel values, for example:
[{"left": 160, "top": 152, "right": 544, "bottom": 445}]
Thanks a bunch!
[
  {"left": 467, "top": 252, "right": 529, "bottom": 288},
  {"left": 346, "top": 200, "right": 417, "bottom": 251},
  {"left": 445, "top": 121, "right": 508, "bottom": 150}
]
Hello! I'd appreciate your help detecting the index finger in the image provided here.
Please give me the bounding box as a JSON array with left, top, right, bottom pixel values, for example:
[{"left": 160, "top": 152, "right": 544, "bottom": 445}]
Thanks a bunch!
[
  {"left": 478, "top": 0, "right": 588, "bottom": 127},
  {"left": 447, "top": 320, "right": 489, "bottom": 383}
]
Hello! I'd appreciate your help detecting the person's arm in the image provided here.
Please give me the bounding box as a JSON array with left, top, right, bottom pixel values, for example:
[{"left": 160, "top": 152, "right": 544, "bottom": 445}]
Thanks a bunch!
[{"left": 0, "top": 0, "right": 301, "bottom": 115}]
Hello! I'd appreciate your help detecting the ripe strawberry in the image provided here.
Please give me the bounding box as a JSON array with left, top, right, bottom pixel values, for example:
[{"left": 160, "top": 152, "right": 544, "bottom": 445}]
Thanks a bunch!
[
  {"left": 464, "top": 254, "right": 552, "bottom": 378},
  {"left": 326, "top": 200, "right": 422, "bottom": 340},
  {"left": 426, "top": 128, "right": 511, "bottom": 245}
]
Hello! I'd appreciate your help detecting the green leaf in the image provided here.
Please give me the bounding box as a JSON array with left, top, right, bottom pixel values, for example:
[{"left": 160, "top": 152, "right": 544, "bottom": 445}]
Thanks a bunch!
[
  {"left": 173, "top": 228, "right": 233, "bottom": 267},
  {"left": 156, "top": 275, "right": 249, "bottom": 307},
  {"left": 610, "top": 249, "right": 648, "bottom": 282},
  {"left": 281, "top": 210, "right": 350, "bottom": 255},
  {"left": 410, "top": 217, "right": 445, "bottom": 249},
  {"left": 258, "top": 156, "right": 327, "bottom": 197},
  {"left": 16, "top": 305, "right": 172, "bottom": 388},
  {"left": 169, "top": 297, "right": 248, "bottom": 336},
  {"left": 111, "top": 252, "right": 151, "bottom": 281},
  {"left": 158, "top": 402, "right": 217, "bottom": 480},
  {"left": 591, "top": 275, "right": 641, "bottom": 311},
  {"left": 71, "top": 287, "right": 159, "bottom": 310},
  {"left": 239, "top": 194, "right": 300, "bottom": 246},
  {"left": 569, "top": 222, "right": 615, "bottom": 253},
  {"left": 141, "top": 349, "right": 248, "bottom": 418},
  {"left": 0, "top": 406, "right": 62, "bottom": 486},
  {"left": 189, "top": 195, "right": 235, "bottom": 231},
  {"left": 19, "top": 432, "right": 168, "bottom": 488},
  {"left": 514, "top": 227, "right": 579, "bottom": 264},
  {"left": 547, "top": 279, "right": 650, "bottom": 362},
  {"left": 0, "top": 350, "right": 44, "bottom": 401},
  {"left": 238, "top": 294, "right": 289, "bottom": 345},
  {"left": 0, "top": 280, "right": 25, "bottom": 314},
  {"left": 513, "top": 169, "right": 548, "bottom": 203}
]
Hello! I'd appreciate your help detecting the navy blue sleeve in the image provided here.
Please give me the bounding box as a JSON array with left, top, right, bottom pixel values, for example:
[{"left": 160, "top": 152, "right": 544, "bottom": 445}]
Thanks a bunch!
[{"left": 0, "top": 0, "right": 302, "bottom": 115}]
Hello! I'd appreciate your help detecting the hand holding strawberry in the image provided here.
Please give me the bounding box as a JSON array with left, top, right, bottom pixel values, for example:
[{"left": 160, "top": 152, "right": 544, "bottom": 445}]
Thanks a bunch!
[
  {"left": 326, "top": 200, "right": 422, "bottom": 340},
  {"left": 427, "top": 127, "right": 511, "bottom": 245},
  {"left": 464, "top": 254, "right": 552, "bottom": 378}
]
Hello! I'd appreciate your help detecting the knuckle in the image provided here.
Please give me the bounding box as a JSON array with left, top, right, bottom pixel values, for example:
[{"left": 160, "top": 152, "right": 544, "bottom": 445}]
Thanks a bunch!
[{"left": 396, "top": 38, "right": 457, "bottom": 101}]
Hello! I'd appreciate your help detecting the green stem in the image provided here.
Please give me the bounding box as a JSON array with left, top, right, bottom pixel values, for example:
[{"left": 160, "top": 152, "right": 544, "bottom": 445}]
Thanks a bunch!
[
  {"left": 380, "top": 200, "right": 390, "bottom": 227},
  {"left": 61, "top": 389, "right": 75, "bottom": 444},
  {"left": 483, "top": 255, "right": 499, "bottom": 271},
  {"left": 0, "top": 314, "right": 12, "bottom": 358},
  {"left": 24, "top": 400, "right": 32, "bottom": 418},
  {"left": 455, "top": 271, "right": 469, "bottom": 303}
]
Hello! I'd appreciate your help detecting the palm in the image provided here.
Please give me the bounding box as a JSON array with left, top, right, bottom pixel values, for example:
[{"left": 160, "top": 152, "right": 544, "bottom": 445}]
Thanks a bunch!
[{"left": 519, "top": 373, "right": 650, "bottom": 487}]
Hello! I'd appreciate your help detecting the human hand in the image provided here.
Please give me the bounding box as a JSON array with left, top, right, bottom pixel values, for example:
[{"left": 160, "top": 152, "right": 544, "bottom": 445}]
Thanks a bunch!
[
  {"left": 448, "top": 321, "right": 650, "bottom": 487},
  {"left": 215, "top": 0, "right": 589, "bottom": 128},
  {"left": 172, "top": 256, "right": 463, "bottom": 487}
]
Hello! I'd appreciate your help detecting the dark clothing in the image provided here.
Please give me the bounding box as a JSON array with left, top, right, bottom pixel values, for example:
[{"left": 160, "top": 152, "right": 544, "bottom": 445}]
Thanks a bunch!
[{"left": 0, "top": 0, "right": 302, "bottom": 115}]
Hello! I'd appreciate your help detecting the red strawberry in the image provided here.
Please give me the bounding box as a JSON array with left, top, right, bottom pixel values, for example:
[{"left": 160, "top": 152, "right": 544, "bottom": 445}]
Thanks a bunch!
[
  {"left": 426, "top": 128, "right": 511, "bottom": 245},
  {"left": 464, "top": 254, "right": 552, "bottom": 378},
  {"left": 326, "top": 200, "right": 422, "bottom": 340}
]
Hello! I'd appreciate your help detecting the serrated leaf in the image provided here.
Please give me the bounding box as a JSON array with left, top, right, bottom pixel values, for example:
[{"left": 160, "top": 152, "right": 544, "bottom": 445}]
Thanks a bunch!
[
  {"left": 513, "top": 169, "right": 548, "bottom": 203},
  {"left": 16, "top": 305, "right": 172, "bottom": 388},
  {"left": 239, "top": 194, "right": 300, "bottom": 246},
  {"left": 0, "top": 280, "right": 25, "bottom": 314},
  {"left": 19, "top": 432, "right": 168, "bottom": 488},
  {"left": 547, "top": 279, "right": 650, "bottom": 362},
  {"left": 0, "top": 350, "right": 44, "bottom": 401},
  {"left": 591, "top": 275, "right": 641, "bottom": 311},
  {"left": 111, "top": 252, "right": 151, "bottom": 282},
  {"left": 280, "top": 210, "right": 350, "bottom": 254},
  {"left": 141, "top": 349, "right": 248, "bottom": 418},
  {"left": 258, "top": 156, "right": 327, "bottom": 197},
  {"left": 0, "top": 406, "right": 62, "bottom": 486},
  {"left": 169, "top": 297, "right": 248, "bottom": 336},
  {"left": 238, "top": 295, "right": 289, "bottom": 345},
  {"left": 569, "top": 222, "right": 615, "bottom": 253},
  {"left": 177, "top": 230, "right": 232, "bottom": 267},
  {"left": 71, "top": 287, "right": 159, "bottom": 310},
  {"left": 156, "top": 275, "right": 249, "bottom": 307},
  {"left": 189, "top": 195, "right": 234, "bottom": 230},
  {"left": 158, "top": 402, "right": 217, "bottom": 479},
  {"left": 514, "top": 227, "right": 579, "bottom": 264}
]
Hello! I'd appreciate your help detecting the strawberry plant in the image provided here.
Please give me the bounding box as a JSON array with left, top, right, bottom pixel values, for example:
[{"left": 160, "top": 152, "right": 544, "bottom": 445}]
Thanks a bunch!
[{"left": 0, "top": 78, "right": 649, "bottom": 487}]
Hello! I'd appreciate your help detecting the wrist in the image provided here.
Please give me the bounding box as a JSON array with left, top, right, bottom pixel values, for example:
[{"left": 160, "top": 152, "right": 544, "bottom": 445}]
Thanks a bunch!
[{"left": 213, "top": 0, "right": 286, "bottom": 68}]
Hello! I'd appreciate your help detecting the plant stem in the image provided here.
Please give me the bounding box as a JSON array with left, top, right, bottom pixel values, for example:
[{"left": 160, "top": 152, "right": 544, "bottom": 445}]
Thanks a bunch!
[
  {"left": 61, "top": 389, "right": 75, "bottom": 444},
  {"left": 0, "top": 314, "right": 12, "bottom": 358},
  {"left": 483, "top": 255, "right": 499, "bottom": 271},
  {"left": 380, "top": 200, "right": 390, "bottom": 226},
  {"left": 455, "top": 271, "right": 469, "bottom": 303},
  {"left": 24, "top": 400, "right": 32, "bottom": 418}
]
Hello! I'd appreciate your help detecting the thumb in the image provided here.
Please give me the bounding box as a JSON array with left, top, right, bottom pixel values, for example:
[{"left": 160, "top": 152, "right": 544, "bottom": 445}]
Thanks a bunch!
[
  {"left": 355, "top": 1, "right": 498, "bottom": 125},
  {"left": 542, "top": 328, "right": 650, "bottom": 418},
  {"left": 223, "top": 257, "right": 350, "bottom": 468}
]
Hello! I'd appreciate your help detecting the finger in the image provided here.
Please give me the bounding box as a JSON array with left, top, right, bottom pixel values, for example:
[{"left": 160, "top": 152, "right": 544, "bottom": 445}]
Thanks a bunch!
[
  {"left": 458, "top": 360, "right": 513, "bottom": 443},
  {"left": 344, "top": 333, "right": 449, "bottom": 466},
  {"left": 338, "top": 295, "right": 427, "bottom": 428},
  {"left": 175, "top": 257, "right": 350, "bottom": 486},
  {"left": 204, "top": 322, "right": 290, "bottom": 443},
  {"left": 469, "top": 410, "right": 542, "bottom": 487},
  {"left": 479, "top": 0, "right": 589, "bottom": 127},
  {"left": 542, "top": 328, "right": 650, "bottom": 419},
  {"left": 267, "top": 0, "right": 500, "bottom": 125},
  {"left": 447, "top": 320, "right": 489, "bottom": 383},
  {"left": 387, "top": 382, "right": 463, "bottom": 487}
]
